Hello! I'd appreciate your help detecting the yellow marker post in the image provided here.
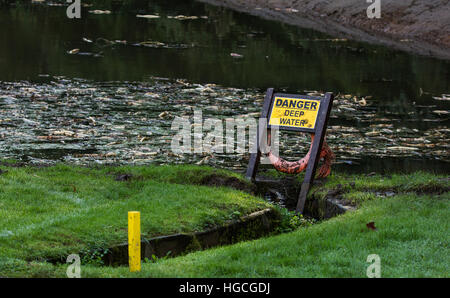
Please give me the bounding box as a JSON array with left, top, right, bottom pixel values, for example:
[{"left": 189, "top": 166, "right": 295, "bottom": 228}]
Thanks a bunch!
[{"left": 128, "top": 211, "right": 141, "bottom": 272}]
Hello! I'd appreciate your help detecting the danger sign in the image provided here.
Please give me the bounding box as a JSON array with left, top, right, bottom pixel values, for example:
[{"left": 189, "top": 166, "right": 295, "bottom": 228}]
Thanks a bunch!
[
  {"left": 246, "top": 89, "right": 334, "bottom": 213},
  {"left": 268, "top": 96, "right": 321, "bottom": 131}
]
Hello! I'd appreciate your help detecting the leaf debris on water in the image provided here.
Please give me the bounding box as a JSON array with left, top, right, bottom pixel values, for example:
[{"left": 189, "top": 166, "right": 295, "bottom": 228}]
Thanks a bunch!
[{"left": 0, "top": 79, "right": 447, "bottom": 169}]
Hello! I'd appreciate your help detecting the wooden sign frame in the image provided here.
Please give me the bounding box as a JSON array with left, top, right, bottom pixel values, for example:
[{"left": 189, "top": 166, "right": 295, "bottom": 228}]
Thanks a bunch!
[{"left": 246, "top": 88, "right": 334, "bottom": 213}]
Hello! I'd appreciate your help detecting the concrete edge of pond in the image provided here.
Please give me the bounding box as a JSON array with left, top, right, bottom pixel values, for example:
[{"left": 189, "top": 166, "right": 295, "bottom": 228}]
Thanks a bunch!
[
  {"left": 103, "top": 208, "right": 279, "bottom": 266},
  {"left": 44, "top": 181, "right": 354, "bottom": 266},
  {"left": 101, "top": 191, "right": 354, "bottom": 266}
]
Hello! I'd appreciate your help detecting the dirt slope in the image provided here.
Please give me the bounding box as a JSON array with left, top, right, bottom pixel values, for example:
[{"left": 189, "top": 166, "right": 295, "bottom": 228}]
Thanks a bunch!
[{"left": 199, "top": 0, "right": 450, "bottom": 60}]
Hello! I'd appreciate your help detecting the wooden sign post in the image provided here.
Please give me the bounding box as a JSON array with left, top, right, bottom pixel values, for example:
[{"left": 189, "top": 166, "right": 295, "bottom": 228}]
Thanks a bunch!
[{"left": 246, "top": 88, "right": 334, "bottom": 213}]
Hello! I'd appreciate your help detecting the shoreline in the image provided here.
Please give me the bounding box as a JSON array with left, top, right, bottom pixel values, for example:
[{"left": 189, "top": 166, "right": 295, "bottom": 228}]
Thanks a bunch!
[{"left": 198, "top": 0, "right": 450, "bottom": 60}]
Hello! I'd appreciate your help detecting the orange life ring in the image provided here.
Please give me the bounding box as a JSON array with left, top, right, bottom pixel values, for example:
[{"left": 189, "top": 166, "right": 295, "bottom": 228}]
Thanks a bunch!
[{"left": 265, "top": 132, "right": 334, "bottom": 178}]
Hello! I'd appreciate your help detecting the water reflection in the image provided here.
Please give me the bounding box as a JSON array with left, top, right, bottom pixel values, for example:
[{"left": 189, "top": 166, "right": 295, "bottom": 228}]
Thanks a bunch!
[
  {"left": 0, "top": 0, "right": 448, "bottom": 173},
  {"left": 1, "top": 0, "right": 448, "bottom": 100}
]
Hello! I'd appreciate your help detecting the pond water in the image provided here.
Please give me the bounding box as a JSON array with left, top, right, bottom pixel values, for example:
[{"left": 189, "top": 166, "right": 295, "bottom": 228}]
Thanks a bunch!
[{"left": 0, "top": 0, "right": 448, "bottom": 173}]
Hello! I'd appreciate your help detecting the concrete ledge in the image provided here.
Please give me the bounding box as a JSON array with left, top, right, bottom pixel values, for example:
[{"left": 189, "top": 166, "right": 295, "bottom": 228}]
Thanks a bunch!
[{"left": 104, "top": 208, "right": 279, "bottom": 266}]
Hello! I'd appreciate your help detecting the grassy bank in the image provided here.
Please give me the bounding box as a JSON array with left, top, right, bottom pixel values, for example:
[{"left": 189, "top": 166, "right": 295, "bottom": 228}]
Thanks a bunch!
[
  {"left": 78, "top": 171, "right": 449, "bottom": 278},
  {"left": 0, "top": 165, "right": 448, "bottom": 277},
  {"left": 0, "top": 164, "right": 270, "bottom": 277}
]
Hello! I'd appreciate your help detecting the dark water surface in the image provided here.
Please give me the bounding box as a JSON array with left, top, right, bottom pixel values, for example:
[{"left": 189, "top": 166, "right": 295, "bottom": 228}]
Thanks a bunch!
[{"left": 0, "top": 0, "right": 448, "bottom": 173}]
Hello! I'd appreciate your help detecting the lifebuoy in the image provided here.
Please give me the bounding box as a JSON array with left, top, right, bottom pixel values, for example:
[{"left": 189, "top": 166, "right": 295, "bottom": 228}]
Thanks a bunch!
[{"left": 265, "top": 133, "right": 335, "bottom": 178}]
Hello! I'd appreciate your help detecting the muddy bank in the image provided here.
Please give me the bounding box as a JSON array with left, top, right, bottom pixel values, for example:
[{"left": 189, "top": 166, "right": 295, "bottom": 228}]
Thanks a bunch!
[{"left": 198, "top": 0, "right": 450, "bottom": 60}]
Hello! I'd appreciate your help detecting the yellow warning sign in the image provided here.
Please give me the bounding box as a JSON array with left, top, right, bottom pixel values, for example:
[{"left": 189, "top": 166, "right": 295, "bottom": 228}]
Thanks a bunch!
[{"left": 269, "top": 97, "right": 320, "bottom": 129}]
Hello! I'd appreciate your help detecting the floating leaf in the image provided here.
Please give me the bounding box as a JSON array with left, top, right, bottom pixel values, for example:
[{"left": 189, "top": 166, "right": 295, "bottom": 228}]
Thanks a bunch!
[
  {"left": 89, "top": 10, "right": 111, "bottom": 14},
  {"left": 230, "top": 53, "right": 243, "bottom": 58},
  {"left": 68, "top": 49, "right": 80, "bottom": 55},
  {"left": 433, "top": 110, "right": 449, "bottom": 115},
  {"left": 136, "top": 14, "right": 160, "bottom": 19},
  {"left": 168, "top": 15, "right": 199, "bottom": 20},
  {"left": 158, "top": 111, "right": 171, "bottom": 119}
]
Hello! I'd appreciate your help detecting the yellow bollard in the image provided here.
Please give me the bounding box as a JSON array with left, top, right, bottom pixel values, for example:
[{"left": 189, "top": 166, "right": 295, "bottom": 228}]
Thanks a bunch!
[{"left": 128, "top": 211, "right": 141, "bottom": 272}]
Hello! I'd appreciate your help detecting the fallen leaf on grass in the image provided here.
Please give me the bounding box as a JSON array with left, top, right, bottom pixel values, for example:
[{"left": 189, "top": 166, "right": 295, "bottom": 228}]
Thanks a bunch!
[{"left": 366, "top": 222, "right": 377, "bottom": 230}]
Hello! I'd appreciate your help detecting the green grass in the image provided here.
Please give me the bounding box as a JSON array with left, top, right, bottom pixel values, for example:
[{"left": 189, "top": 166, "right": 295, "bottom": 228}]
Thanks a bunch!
[
  {"left": 315, "top": 171, "right": 449, "bottom": 194},
  {"left": 262, "top": 168, "right": 449, "bottom": 194},
  {"left": 76, "top": 192, "right": 450, "bottom": 278},
  {"left": 1, "top": 166, "right": 449, "bottom": 278},
  {"left": 262, "top": 169, "right": 449, "bottom": 206},
  {"left": 0, "top": 164, "right": 270, "bottom": 276}
]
